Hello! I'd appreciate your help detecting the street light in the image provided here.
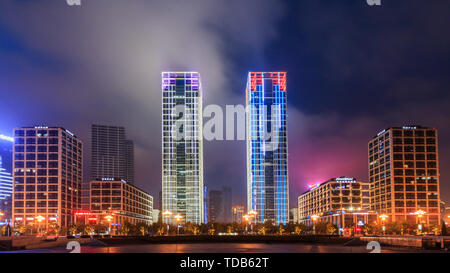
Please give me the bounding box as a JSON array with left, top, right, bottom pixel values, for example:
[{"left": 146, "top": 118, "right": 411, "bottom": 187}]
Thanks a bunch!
[
  {"left": 243, "top": 214, "right": 250, "bottom": 235},
  {"left": 379, "top": 214, "right": 388, "bottom": 235},
  {"left": 104, "top": 215, "right": 113, "bottom": 235},
  {"left": 174, "top": 214, "right": 183, "bottom": 235},
  {"left": 411, "top": 210, "right": 426, "bottom": 234},
  {"left": 35, "top": 215, "right": 45, "bottom": 236},
  {"left": 248, "top": 210, "right": 257, "bottom": 234},
  {"left": 162, "top": 210, "right": 172, "bottom": 236}
]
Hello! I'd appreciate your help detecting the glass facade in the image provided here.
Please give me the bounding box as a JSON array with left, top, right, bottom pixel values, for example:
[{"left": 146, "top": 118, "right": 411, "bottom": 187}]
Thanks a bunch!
[
  {"left": 161, "top": 72, "right": 204, "bottom": 224},
  {"left": 246, "top": 72, "right": 289, "bottom": 225}
]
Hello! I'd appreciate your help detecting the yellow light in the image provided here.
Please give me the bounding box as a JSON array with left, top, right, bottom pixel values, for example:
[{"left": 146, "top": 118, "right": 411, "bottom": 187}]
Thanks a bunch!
[
  {"left": 311, "top": 215, "right": 319, "bottom": 221},
  {"left": 174, "top": 214, "right": 183, "bottom": 222},
  {"left": 104, "top": 215, "right": 113, "bottom": 222},
  {"left": 379, "top": 214, "right": 388, "bottom": 221},
  {"left": 162, "top": 210, "right": 173, "bottom": 218},
  {"left": 0, "top": 212, "right": 4, "bottom": 216},
  {"left": 35, "top": 215, "right": 45, "bottom": 222},
  {"left": 243, "top": 215, "right": 250, "bottom": 222}
]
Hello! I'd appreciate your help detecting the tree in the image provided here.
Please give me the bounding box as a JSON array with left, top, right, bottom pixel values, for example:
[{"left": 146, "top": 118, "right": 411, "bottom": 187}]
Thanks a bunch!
[
  {"left": 84, "top": 225, "right": 94, "bottom": 235},
  {"left": 15, "top": 223, "right": 27, "bottom": 235},
  {"left": 68, "top": 225, "right": 77, "bottom": 236},
  {"left": 258, "top": 226, "right": 266, "bottom": 235},
  {"left": 326, "top": 223, "right": 337, "bottom": 235},
  {"left": 386, "top": 222, "right": 402, "bottom": 235},
  {"left": 278, "top": 225, "right": 285, "bottom": 235},
  {"left": 432, "top": 225, "right": 441, "bottom": 235},
  {"left": 400, "top": 222, "right": 417, "bottom": 235},
  {"left": 294, "top": 224, "right": 305, "bottom": 235},
  {"left": 441, "top": 221, "right": 448, "bottom": 236}
]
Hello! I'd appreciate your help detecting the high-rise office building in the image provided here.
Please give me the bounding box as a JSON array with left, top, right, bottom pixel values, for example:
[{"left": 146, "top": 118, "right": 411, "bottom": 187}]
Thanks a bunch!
[
  {"left": 162, "top": 72, "right": 204, "bottom": 224},
  {"left": 0, "top": 166, "right": 13, "bottom": 223},
  {"left": 12, "top": 126, "right": 83, "bottom": 229},
  {"left": 0, "top": 134, "right": 13, "bottom": 174},
  {"left": 125, "top": 140, "right": 134, "bottom": 185},
  {"left": 222, "top": 186, "right": 232, "bottom": 223},
  {"left": 91, "top": 125, "right": 134, "bottom": 184},
  {"left": 0, "top": 134, "right": 13, "bottom": 222},
  {"left": 208, "top": 190, "right": 223, "bottom": 223},
  {"left": 246, "top": 72, "right": 289, "bottom": 225},
  {"left": 369, "top": 126, "right": 441, "bottom": 227}
]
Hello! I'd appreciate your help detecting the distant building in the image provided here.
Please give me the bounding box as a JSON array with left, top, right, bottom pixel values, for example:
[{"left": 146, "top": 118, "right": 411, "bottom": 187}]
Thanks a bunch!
[
  {"left": 153, "top": 209, "right": 160, "bottom": 224},
  {"left": 369, "top": 126, "right": 441, "bottom": 227},
  {"left": 289, "top": 208, "right": 298, "bottom": 224},
  {"left": 0, "top": 167, "right": 13, "bottom": 223},
  {"left": 0, "top": 134, "right": 13, "bottom": 174},
  {"left": 232, "top": 206, "right": 245, "bottom": 224},
  {"left": 91, "top": 124, "right": 134, "bottom": 184},
  {"left": 12, "top": 126, "right": 83, "bottom": 229},
  {"left": 125, "top": 140, "right": 135, "bottom": 185},
  {"left": 80, "top": 178, "right": 153, "bottom": 234},
  {"left": 222, "top": 186, "right": 232, "bottom": 223},
  {"left": 0, "top": 134, "right": 13, "bottom": 223},
  {"left": 208, "top": 190, "right": 223, "bottom": 223}
]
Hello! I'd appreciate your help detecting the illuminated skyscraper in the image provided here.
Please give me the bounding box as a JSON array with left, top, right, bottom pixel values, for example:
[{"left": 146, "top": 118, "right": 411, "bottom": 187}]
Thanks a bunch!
[
  {"left": 246, "top": 72, "right": 289, "bottom": 225},
  {"left": 0, "top": 135, "right": 13, "bottom": 222},
  {"left": 162, "top": 72, "right": 204, "bottom": 224}
]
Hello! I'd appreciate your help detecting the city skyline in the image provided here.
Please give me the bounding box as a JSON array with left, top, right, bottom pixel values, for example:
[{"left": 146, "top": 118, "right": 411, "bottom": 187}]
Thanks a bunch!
[{"left": 1, "top": 1, "right": 449, "bottom": 210}]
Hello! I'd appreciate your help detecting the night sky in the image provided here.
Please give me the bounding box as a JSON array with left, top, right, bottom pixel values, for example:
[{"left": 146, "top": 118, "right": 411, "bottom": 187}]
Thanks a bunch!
[{"left": 0, "top": 0, "right": 449, "bottom": 208}]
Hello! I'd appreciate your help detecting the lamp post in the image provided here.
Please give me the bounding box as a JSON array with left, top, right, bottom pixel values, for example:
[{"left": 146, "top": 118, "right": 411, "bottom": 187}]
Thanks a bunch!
[
  {"left": 311, "top": 215, "right": 319, "bottom": 235},
  {"left": 104, "top": 215, "right": 113, "bottom": 235},
  {"left": 35, "top": 215, "right": 45, "bottom": 236},
  {"left": 243, "top": 215, "right": 250, "bottom": 235},
  {"left": 379, "top": 214, "right": 388, "bottom": 235},
  {"left": 248, "top": 210, "right": 257, "bottom": 234},
  {"left": 162, "top": 210, "right": 172, "bottom": 236},
  {"left": 411, "top": 210, "right": 426, "bottom": 234},
  {"left": 0, "top": 212, "right": 3, "bottom": 236},
  {"left": 174, "top": 214, "right": 183, "bottom": 235}
]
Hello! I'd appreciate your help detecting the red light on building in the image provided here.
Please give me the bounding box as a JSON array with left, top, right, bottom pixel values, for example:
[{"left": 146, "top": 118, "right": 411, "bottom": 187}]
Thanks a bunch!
[
  {"left": 250, "top": 72, "right": 286, "bottom": 92},
  {"left": 74, "top": 210, "right": 92, "bottom": 216}
]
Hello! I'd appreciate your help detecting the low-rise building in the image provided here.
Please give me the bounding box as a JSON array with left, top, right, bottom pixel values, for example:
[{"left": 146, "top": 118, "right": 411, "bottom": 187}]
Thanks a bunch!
[
  {"left": 298, "top": 177, "right": 375, "bottom": 234},
  {"left": 75, "top": 178, "right": 153, "bottom": 234}
]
